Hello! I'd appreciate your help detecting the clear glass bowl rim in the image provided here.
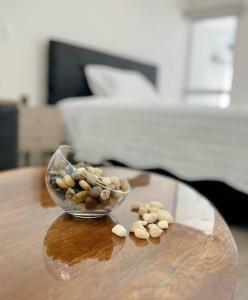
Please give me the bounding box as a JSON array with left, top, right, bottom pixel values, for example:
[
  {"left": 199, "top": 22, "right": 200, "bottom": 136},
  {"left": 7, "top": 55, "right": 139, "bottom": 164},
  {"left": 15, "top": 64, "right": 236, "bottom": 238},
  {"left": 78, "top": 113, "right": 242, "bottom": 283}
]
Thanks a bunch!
[{"left": 48, "top": 145, "right": 131, "bottom": 195}]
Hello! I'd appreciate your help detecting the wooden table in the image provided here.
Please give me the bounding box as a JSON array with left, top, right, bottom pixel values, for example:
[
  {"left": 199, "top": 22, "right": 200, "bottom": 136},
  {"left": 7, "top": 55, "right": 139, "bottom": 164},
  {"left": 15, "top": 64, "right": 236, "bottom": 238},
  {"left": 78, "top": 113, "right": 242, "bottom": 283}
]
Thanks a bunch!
[{"left": 0, "top": 167, "right": 238, "bottom": 300}]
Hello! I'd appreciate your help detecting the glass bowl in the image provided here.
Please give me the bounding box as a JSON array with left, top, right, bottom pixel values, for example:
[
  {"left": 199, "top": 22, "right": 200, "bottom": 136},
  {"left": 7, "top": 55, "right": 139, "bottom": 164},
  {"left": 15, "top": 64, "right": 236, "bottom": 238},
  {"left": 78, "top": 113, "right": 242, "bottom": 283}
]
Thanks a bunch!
[{"left": 45, "top": 145, "right": 131, "bottom": 218}]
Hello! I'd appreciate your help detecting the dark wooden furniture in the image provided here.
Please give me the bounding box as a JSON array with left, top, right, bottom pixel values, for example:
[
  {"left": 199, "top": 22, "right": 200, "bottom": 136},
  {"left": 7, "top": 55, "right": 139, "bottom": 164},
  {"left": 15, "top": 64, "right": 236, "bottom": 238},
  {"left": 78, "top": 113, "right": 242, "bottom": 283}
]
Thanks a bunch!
[
  {"left": 0, "top": 167, "right": 238, "bottom": 300},
  {"left": 0, "top": 104, "right": 18, "bottom": 170}
]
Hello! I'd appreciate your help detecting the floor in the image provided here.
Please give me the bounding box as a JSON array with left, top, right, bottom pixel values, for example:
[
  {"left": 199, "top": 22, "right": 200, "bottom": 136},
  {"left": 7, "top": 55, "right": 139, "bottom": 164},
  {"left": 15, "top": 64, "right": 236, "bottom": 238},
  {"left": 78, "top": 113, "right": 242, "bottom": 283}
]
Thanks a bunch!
[{"left": 231, "top": 226, "right": 248, "bottom": 300}]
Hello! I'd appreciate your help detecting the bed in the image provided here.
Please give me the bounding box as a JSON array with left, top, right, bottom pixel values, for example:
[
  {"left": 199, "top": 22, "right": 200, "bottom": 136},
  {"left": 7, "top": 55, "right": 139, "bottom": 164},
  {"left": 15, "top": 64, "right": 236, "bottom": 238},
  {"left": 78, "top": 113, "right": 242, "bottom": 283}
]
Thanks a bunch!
[{"left": 47, "top": 40, "right": 248, "bottom": 204}]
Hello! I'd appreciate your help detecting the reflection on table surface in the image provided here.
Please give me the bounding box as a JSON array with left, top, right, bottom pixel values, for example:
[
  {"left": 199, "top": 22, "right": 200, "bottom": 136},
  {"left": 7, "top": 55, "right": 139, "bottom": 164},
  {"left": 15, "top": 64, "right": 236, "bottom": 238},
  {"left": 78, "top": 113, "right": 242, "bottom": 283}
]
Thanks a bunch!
[{"left": 43, "top": 214, "right": 125, "bottom": 280}]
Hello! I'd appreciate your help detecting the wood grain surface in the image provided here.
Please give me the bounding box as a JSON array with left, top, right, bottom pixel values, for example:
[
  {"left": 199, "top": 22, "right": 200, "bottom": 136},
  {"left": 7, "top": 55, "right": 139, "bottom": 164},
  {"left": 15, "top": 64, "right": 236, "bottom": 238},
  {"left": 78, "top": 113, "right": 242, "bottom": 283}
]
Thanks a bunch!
[{"left": 0, "top": 167, "right": 238, "bottom": 300}]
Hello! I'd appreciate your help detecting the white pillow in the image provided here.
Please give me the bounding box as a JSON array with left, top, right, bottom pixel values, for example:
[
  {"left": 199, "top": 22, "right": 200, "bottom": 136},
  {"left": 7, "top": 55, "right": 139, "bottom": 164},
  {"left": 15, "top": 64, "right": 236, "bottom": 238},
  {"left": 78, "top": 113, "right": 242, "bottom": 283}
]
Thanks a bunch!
[{"left": 85, "top": 65, "right": 159, "bottom": 101}]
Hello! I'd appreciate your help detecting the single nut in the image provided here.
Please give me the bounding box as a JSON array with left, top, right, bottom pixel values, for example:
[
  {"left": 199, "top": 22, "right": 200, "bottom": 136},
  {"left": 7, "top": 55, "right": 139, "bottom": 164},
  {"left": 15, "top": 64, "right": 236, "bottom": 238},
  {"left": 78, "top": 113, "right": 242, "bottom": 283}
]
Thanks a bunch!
[
  {"left": 63, "top": 175, "right": 75, "bottom": 187},
  {"left": 157, "top": 210, "right": 173, "bottom": 223},
  {"left": 138, "top": 206, "right": 149, "bottom": 216},
  {"left": 71, "top": 172, "right": 82, "bottom": 181},
  {"left": 149, "top": 207, "right": 160, "bottom": 213},
  {"left": 65, "top": 188, "right": 76, "bottom": 200},
  {"left": 150, "top": 201, "right": 164, "bottom": 209},
  {"left": 100, "top": 189, "right": 110, "bottom": 200},
  {"left": 134, "top": 228, "right": 150, "bottom": 239},
  {"left": 148, "top": 224, "right": 163, "bottom": 238},
  {"left": 77, "top": 167, "right": 86, "bottom": 174},
  {"left": 89, "top": 186, "right": 102, "bottom": 198},
  {"left": 59, "top": 170, "right": 66, "bottom": 177},
  {"left": 79, "top": 180, "right": 91, "bottom": 191},
  {"left": 108, "top": 184, "right": 116, "bottom": 190},
  {"left": 120, "top": 178, "right": 130, "bottom": 192},
  {"left": 131, "top": 202, "right": 142, "bottom": 211},
  {"left": 94, "top": 168, "right": 103, "bottom": 176},
  {"left": 87, "top": 166, "right": 96, "bottom": 174},
  {"left": 130, "top": 221, "right": 147, "bottom": 233},
  {"left": 56, "top": 178, "right": 67, "bottom": 189},
  {"left": 85, "top": 196, "right": 98, "bottom": 209},
  {"left": 86, "top": 172, "right": 98, "bottom": 181},
  {"left": 112, "top": 224, "right": 127, "bottom": 237},
  {"left": 143, "top": 212, "right": 158, "bottom": 224},
  {"left": 157, "top": 220, "right": 169, "bottom": 229},
  {"left": 101, "top": 177, "right": 112, "bottom": 186},
  {"left": 75, "top": 191, "right": 88, "bottom": 202},
  {"left": 111, "top": 176, "right": 121, "bottom": 189}
]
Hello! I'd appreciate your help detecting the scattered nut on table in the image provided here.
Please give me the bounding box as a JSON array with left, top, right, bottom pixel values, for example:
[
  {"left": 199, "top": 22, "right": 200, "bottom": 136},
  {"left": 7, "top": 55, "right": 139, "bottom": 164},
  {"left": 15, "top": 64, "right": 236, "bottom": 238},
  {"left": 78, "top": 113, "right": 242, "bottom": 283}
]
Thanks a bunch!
[
  {"left": 148, "top": 224, "right": 163, "bottom": 238},
  {"left": 157, "top": 210, "right": 173, "bottom": 223},
  {"left": 112, "top": 224, "right": 127, "bottom": 237},
  {"left": 130, "top": 200, "right": 173, "bottom": 240},
  {"left": 130, "top": 220, "right": 148, "bottom": 233},
  {"left": 143, "top": 212, "right": 158, "bottom": 224},
  {"left": 149, "top": 201, "right": 164, "bottom": 209},
  {"left": 157, "top": 220, "right": 169, "bottom": 229},
  {"left": 138, "top": 206, "right": 149, "bottom": 216},
  {"left": 134, "top": 228, "right": 150, "bottom": 240},
  {"left": 149, "top": 207, "right": 160, "bottom": 213}
]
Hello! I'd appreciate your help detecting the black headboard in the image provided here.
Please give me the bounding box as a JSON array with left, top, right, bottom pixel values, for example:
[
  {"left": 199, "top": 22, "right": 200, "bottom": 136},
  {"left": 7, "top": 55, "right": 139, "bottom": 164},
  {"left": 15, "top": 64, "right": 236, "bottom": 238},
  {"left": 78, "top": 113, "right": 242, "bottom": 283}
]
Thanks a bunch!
[{"left": 48, "top": 40, "right": 158, "bottom": 104}]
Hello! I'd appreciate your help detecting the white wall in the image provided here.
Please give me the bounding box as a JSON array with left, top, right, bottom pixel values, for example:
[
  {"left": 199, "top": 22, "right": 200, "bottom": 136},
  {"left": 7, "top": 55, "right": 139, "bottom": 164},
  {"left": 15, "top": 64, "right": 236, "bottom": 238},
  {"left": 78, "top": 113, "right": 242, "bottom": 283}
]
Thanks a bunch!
[{"left": 0, "top": 0, "right": 188, "bottom": 106}]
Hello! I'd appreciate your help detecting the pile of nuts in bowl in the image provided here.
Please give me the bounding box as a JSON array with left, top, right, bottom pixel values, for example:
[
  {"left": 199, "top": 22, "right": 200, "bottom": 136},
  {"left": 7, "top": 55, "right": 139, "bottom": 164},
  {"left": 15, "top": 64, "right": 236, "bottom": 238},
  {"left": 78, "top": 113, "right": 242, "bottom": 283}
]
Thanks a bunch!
[
  {"left": 112, "top": 201, "right": 173, "bottom": 239},
  {"left": 48, "top": 163, "right": 130, "bottom": 211}
]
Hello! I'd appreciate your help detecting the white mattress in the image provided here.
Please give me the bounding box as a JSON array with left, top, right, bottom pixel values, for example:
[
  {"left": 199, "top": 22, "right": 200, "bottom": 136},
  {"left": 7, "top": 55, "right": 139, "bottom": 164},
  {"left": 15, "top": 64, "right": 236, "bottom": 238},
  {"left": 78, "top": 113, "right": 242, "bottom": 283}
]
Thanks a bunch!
[{"left": 57, "top": 97, "right": 248, "bottom": 194}]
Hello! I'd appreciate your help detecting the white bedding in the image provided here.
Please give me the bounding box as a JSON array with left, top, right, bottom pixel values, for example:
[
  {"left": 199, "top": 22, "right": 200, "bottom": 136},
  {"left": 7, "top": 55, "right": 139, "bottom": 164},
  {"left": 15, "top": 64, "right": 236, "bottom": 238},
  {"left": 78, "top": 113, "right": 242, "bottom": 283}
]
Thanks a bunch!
[{"left": 57, "top": 97, "right": 248, "bottom": 194}]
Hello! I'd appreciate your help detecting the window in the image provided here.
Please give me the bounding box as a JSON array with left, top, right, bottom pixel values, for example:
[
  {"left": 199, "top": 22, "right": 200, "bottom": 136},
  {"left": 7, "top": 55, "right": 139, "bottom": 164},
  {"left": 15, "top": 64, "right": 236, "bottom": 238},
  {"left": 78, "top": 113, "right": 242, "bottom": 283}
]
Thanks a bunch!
[{"left": 185, "top": 16, "right": 237, "bottom": 108}]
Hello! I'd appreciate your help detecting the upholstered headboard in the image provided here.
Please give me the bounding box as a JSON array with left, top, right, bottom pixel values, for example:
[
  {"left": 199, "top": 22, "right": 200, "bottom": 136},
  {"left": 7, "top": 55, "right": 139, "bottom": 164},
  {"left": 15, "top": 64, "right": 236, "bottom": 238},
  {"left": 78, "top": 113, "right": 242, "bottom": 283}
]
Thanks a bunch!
[{"left": 48, "top": 40, "right": 158, "bottom": 104}]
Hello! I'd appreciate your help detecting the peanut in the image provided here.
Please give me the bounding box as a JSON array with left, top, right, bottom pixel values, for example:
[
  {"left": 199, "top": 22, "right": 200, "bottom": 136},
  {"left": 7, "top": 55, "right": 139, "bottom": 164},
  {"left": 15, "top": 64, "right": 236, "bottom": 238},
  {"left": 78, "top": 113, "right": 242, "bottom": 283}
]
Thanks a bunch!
[
  {"left": 134, "top": 228, "right": 150, "bottom": 240},
  {"left": 112, "top": 224, "right": 127, "bottom": 237},
  {"left": 111, "top": 176, "right": 121, "bottom": 189},
  {"left": 157, "top": 210, "right": 173, "bottom": 223},
  {"left": 143, "top": 213, "right": 158, "bottom": 224},
  {"left": 87, "top": 166, "right": 96, "bottom": 174},
  {"left": 56, "top": 178, "right": 67, "bottom": 189},
  {"left": 77, "top": 167, "right": 86, "bottom": 174},
  {"left": 100, "top": 189, "right": 110, "bottom": 200},
  {"left": 63, "top": 175, "right": 75, "bottom": 187},
  {"left": 130, "top": 221, "right": 147, "bottom": 233},
  {"left": 101, "top": 177, "right": 111, "bottom": 186},
  {"left": 149, "top": 201, "right": 164, "bottom": 209},
  {"left": 75, "top": 191, "right": 88, "bottom": 202},
  {"left": 120, "top": 178, "right": 130, "bottom": 192},
  {"left": 94, "top": 168, "right": 103, "bottom": 176},
  {"left": 149, "top": 207, "right": 160, "bottom": 213},
  {"left": 157, "top": 220, "right": 169, "bottom": 229},
  {"left": 138, "top": 206, "right": 149, "bottom": 216},
  {"left": 79, "top": 179, "right": 91, "bottom": 191},
  {"left": 148, "top": 224, "right": 163, "bottom": 238}
]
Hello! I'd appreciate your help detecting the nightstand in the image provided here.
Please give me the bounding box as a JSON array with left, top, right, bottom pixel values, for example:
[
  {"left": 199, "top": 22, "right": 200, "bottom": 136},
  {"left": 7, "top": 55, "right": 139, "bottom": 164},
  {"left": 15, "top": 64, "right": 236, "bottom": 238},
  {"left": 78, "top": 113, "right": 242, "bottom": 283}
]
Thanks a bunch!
[{"left": 18, "top": 106, "right": 62, "bottom": 164}]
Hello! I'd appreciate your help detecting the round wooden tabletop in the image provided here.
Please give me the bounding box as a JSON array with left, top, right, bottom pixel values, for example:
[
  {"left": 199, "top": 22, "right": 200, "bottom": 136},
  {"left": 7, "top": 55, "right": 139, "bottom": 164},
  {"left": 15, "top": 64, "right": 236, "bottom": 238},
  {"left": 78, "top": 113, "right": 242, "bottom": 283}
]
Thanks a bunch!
[{"left": 0, "top": 167, "right": 238, "bottom": 300}]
